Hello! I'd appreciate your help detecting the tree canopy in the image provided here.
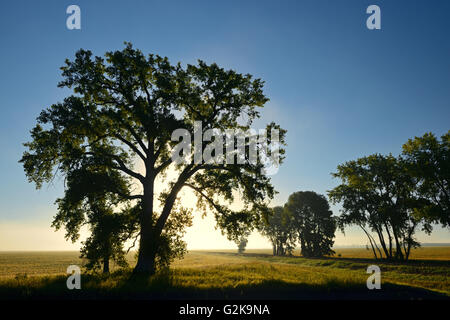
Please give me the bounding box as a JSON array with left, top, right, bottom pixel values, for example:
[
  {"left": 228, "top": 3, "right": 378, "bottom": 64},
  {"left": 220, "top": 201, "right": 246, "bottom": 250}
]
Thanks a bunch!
[
  {"left": 258, "top": 206, "right": 296, "bottom": 256},
  {"left": 329, "top": 153, "right": 433, "bottom": 261},
  {"left": 20, "top": 43, "right": 286, "bottom": 275},
  {"left": 258, "top": 192, "right": 336, "bottom": 258},
  {"left": 328, "top": 131, "right": 449, "bottom": 261},
  {"left": 402, "top": 131, "right": 449, "bottom": 228},
  {"left": 285, "top": 191, "right": 336, "bottom": 257}
]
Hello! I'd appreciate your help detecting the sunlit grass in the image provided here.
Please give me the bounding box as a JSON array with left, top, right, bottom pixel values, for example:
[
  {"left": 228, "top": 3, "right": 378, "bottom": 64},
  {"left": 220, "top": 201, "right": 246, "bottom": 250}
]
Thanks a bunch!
[{"left": 0, "top": 248, "right": 449, "bottom": 299}]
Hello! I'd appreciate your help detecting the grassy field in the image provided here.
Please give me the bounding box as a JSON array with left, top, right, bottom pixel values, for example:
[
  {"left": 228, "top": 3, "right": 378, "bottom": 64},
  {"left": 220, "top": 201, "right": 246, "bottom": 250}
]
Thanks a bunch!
[{"left": 0, "top": 247, "right": 449, "bottom": 300}]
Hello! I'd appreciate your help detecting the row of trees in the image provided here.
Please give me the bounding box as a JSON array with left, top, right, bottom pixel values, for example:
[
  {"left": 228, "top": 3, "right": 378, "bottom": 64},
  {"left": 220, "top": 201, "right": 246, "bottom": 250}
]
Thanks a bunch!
[
  {"left": 20, "top": 43, "right": 448, "bottom": 274},
  {"left": 328, "top": 131, "right": 449, "bottom": 261},
  {"left": 239, "top": 132, "right": 448, "bottom": 262},
  {"left": 257, "top": 191, "right": 336, "bottom": 258}
]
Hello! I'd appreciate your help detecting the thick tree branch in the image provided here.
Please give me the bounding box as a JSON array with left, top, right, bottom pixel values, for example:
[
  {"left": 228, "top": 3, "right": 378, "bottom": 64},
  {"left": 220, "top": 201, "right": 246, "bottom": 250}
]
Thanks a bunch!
[
  {"left": 116, "top": 191, "right": 143, "bottom": 201},
  {"left": 155, "top": 157, "right": 173, "bottom": 175},
  {"left": 155, "top": 164, "right": 204, "bottom": 232},
  {"left": 113, "top": 132, "right": 147, "bottom": 162},
  {"left": 84, "top": 151, "right": 144, "bottom": 183},
  {"left": 183, "top": 183, "right": 223, "bottom": 213}
]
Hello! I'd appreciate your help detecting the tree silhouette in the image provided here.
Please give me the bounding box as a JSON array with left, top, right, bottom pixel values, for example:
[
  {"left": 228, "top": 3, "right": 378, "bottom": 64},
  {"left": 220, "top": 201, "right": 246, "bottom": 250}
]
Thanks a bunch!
[
  {"left": 20, "top": 43, "right": 286, "bottom": 276},
  {"left": 285, "top": 191, "right": 336, "bottom": 257},
  {"left": 329, "top": 154, "right": 432, "bottom": 261},
  {"left": 237, "top": 238, "right": 248, "bottom": 254},
  {"left": 258, "top": 206, "right": 296, "bottom": 256}
]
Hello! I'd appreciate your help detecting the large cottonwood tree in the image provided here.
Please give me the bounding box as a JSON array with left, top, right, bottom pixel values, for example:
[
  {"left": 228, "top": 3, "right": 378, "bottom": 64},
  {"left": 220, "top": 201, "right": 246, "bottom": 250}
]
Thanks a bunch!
[{"left": 20, "top": 43, "right": 286, "bottom": 275}]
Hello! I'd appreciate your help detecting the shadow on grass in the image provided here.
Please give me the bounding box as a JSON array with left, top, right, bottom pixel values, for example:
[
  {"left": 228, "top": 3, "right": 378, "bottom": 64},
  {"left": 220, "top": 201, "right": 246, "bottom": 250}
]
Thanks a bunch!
[{"left": 0, "top": 270, "right": 447, "bottom": 300}]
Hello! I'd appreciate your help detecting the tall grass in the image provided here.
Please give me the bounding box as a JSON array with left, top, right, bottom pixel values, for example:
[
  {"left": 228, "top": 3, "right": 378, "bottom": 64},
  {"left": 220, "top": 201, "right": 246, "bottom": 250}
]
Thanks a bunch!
[{"left": 0, "top": 248, "right": 449, "bottom": 299}]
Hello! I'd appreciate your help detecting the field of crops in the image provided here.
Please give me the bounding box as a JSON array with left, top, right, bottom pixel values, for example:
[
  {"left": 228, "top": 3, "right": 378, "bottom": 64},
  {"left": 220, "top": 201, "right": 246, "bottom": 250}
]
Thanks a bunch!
[{"left": 0, "top": 247, "right": 449, "bottom": 299}]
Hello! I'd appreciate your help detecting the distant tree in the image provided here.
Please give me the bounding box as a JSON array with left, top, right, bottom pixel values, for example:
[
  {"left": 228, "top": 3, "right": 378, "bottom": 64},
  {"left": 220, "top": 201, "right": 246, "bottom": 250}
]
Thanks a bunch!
[
  {"left": 402, "top": 131, "right": 450, "bottom": 228},
  {"left": 20, "top": 43, "right": 286, "bottom": 276},
  {"left": 258, "top": 206, "right": 296, "bottom": 256},
  {"left": 285, "top": 191, "right": 336, "bottom": 257},
  {"left": 329, "top": 154, "right": 432, "bottom": 261},
  {"left": 237, "top": 238, "right": 249, "bottom": 254},
  {"left": 235, "top": 229, "right": 251, "bottom": 254}
]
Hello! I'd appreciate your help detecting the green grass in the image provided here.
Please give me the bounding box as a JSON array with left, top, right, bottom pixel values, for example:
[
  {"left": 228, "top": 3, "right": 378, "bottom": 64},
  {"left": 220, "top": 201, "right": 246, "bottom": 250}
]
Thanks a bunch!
[
  {"left": 0, "top": 248, "right": 449, "bottom": 300},
  {"left": 0, "top": 251, "right": 81, "bottom": 278}
]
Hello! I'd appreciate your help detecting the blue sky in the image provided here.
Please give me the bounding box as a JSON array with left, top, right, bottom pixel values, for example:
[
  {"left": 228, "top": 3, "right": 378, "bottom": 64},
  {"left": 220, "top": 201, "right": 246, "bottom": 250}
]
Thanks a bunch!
[{"left": 0, "top": 0, "right": 449, "bottom": 249}]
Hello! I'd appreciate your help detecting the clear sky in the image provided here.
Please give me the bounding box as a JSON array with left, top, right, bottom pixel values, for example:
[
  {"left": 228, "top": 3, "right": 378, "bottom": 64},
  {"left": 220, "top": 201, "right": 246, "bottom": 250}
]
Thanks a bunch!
[{"left": 0, "top": 0, "right": 449, "bottom": 250}]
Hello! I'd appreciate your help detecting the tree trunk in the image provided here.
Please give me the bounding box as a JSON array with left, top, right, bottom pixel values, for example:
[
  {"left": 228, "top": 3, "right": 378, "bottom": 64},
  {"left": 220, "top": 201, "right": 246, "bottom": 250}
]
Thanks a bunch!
[
  {"left": 404, "top": 221, "right": 416, "bottom": 261},
  {"left": 133, "top": 227, "right": 158, "bottom": 276},
  {"left": 391, "top": 226, "right": 404, "bottom": 261},
  {"left": 103, "top": 256, "right": 110, "bottom": 274},
  {"left": 132, "top": 165, "right": 196, "bottom": 276},
  {"left": 384, "top": 222, "right": 393, "bottom": 258},
  {"left": 360, "top": 224, "right": 378, "bottom": 259},
  {"left": 374, "top": 225, "right": 390, "bottom": 259},
  {"left": 300, "top": 236, "right": 306, "bottom": 257},
  {"left": 133, "top": 178, "right": 157, "bottom": 276},
  {"left": 405, "top": 242, "right": 411, "bottom": 261}
]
